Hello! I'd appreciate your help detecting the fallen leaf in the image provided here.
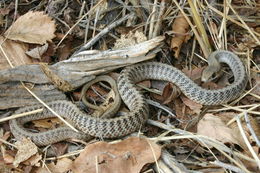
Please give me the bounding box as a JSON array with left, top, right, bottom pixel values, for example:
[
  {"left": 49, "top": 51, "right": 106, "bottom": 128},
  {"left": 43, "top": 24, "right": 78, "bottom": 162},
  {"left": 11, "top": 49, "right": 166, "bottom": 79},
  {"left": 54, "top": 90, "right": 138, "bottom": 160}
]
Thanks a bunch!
[
  {"left": 181, "top": 96, "right": 203, "bottom": 114},
  {"left": 32, "top": 118, "right": 61, "bottom": 129},
  {"left": 23, "top": 153, "right": 41, "bottom": 167},
  {"left": 0, "top": 131, "right": 11, "bottom": 146},
  {"left": 171, "top": 12, "right": 191, "bottom": 58},
  {"left": 26, "top": 43, "right": 48, "bottom": 60},
  {"left": 182, "top": 66, "right": 204, "bottom": 81},
  {"left": 197, "top": 114, "right": 244, "bottom": 147},
  {"left": 13, "top": 138, "right": 38, "bottom": 167},
  {"left": 151, "top": 82, "right": 180, "bottom": 104},
  {"left": 1, "top": 146, "right": 14, "bottom": 164},
  {"left": 5, "top": 11, "right": 56, "bottom": 44},
  {"left": 0, "top": 36, "right": 30, "bottom": 70},
  {"left": 36, "top": 158, "right": 73, "bottom": 173},
  {"left": 58, "top": 40, "right": 72, "bottom": 61},
  {"left": 113, "top": 31, "right": 147, "bottom": 49},
  {"left": 71, "top": 137, "right": 161, "bottom": 173},
  {"left": 50, "top": 143, "right": 68, "bottom": 156}
]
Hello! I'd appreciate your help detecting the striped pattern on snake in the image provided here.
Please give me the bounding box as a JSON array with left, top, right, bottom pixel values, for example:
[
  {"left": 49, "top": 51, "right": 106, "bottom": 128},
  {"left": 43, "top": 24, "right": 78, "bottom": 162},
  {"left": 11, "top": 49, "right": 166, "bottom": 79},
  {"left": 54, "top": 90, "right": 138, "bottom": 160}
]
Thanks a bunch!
[{"left": 9, "top": 50, "right": 248, "bottom": 146}]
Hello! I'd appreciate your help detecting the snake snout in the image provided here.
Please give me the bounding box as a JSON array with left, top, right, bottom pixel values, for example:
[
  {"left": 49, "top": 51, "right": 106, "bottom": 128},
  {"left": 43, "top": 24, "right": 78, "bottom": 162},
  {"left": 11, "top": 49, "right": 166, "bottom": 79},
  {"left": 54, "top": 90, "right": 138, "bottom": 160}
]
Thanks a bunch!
[{"left": 201, "top": 67, "right": 215, "bottom": 82}]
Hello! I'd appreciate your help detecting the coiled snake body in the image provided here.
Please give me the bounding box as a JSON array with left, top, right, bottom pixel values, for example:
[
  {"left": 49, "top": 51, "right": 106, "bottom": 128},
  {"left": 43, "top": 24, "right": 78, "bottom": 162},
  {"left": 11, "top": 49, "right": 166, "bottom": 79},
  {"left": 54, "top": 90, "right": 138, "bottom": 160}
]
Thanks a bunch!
[{"left": 10, "top": 50, "right": 248, "bottom": 146}]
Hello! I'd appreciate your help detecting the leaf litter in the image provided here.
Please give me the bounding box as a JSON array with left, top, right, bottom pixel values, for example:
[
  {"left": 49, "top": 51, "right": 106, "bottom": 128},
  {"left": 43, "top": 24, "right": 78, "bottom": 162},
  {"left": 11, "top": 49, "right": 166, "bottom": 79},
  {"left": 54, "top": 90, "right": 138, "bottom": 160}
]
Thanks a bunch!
[
  {"left": 71, "top": 137, "right": 161, "bottom": 173},
  {"left": 0, "top": 0, "right": 259, "bottom": 173}
]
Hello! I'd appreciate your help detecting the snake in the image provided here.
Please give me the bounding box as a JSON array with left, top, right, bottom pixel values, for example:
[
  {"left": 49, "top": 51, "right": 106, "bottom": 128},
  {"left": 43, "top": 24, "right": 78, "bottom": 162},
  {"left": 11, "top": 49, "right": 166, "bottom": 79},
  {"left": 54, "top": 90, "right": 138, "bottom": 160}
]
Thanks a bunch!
[{"left": 9, "top": 50, "right": 248, "bottom": 146}]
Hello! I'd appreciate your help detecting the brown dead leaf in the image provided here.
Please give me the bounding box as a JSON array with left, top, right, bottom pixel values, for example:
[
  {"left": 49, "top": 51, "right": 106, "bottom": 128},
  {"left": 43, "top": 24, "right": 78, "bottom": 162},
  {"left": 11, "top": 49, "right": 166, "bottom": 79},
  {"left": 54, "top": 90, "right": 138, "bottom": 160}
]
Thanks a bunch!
[
  {"left": 171, "top": 12, "right": 191, "bottom": 58},
  {"left": 1, "top": 146, "right": 14, "bottom": 164},
  {"left": 197, "top": 114, "right": 245, "bottom": 148},
  {"left": 32, "top": 118, "right": 61, "bottom": 129},
  {"left": 0, "top": 131, "right": 11, "bottom": 146},
  {"left": 0, "top": 36, "right": 30, "bottom": 70},
  {"left": 71, "top": 137, "right": 161, "bottom": 173},
  {"left": 182, "top": 67, "right": 204, "bottom": 81},
  {"left": 181, "top": 96, "right": 203, "bottom": 114},
  {"left": 26, "top": 43, "right": 48, "bottom": 60},
  {"left": 23, "top": 153, "right": 41, "bottom": 167},
  {"left": 152, "top": 82, "right": 180, "bottom": 104},
  {"left": 5, "top": 11, "right": 56, "bottom": 44},
  {"left": 36, "top": 158, "right": 73, "bottom": 173},
  {"left": 13, "top": 138, "right": 38, "bottom": 167}
]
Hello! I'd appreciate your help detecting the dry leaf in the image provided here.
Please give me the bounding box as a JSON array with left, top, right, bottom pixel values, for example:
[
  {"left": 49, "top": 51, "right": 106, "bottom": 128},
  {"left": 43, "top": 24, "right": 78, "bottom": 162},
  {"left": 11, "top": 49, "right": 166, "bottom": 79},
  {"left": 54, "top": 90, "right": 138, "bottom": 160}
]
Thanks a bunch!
[
  {"left": 1, "top": 146, "right": 14, "bottom": 164},
  {"left": 71, "top": 137, "right": 161, "bottom": 173},
  {"left": 32, "top": 118, "right": 61, "bottom": 129},
  {"left": 0, "top": 36, "right": 30, "bottom": 70},
  {"left": 5, "top": 11, "right": 55, "bottom": 44},
  {"left": 181, "top": 96, "right": 203, "bottom": 114},
  {"left": 197, "top": 114, "right": 243, "bottom": 147},
  {"left": 23, "top": 153, "right": 41, "bottom": 167},
  {"left": 182, "top": 67, "right": 204, "bottom": 81},
  {"left": 171, "top": 12, "right": 191, "bottom": 58},
  {"left": 13, "top": 138, "right": 38, "bottom": 167},
  {"left": 114, "top": 31, "right": 147, "bottom": 49},
  {"left": 26, "top": 43, "right": 48, "bottom": 60},
  {"left": 36, "top": 158, "right": 73, "bottom": 173}
]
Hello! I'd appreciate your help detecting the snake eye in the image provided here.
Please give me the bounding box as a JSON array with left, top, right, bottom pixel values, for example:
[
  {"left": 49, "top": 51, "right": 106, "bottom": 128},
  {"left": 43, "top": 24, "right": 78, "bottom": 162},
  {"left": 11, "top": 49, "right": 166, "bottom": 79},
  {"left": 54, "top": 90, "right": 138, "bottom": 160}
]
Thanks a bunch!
[{"left": 211, "top": 73, "right": 217, "bottom": 79}]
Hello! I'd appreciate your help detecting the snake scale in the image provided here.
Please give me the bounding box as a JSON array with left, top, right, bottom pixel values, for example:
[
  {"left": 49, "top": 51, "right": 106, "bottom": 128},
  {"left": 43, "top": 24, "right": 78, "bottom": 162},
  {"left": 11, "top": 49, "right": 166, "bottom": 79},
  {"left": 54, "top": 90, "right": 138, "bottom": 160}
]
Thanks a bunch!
[{"left": 9, "top": 50, "right": 248, "bottom": 146}]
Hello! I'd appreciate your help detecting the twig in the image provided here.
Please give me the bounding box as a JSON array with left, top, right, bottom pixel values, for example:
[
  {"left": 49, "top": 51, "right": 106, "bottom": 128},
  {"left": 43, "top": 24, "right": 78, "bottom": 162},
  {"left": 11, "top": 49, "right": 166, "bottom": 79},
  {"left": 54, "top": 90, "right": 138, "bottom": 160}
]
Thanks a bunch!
[
  {"left": 211, "top": 160, "right": 244, "bottom": 173},
  {"left": 205, "top": 1, "right": 260, "bottom": 37},
  {"left": 45, "top": 149, "right": 84, "bottom": 161},
  {"left": 172, "top": 0, "right": 210, "bottom": 57},
  {"left": 226, "top": 1, "right": 260, "bottom": 45},
  {"left": 78, "top": 0, "right": 86, "bottom": 18},
  {"left": 145, "top": 99, "right": 176, "bottom": 117},
  {"left": 148, "top": 0, "right": 158, "bottom": 39},
  {"left": 74, "top": 13, "right": 135, "bottom": 53},
  {"left": 152, "top": 0, "right": 165, "bottom": 38},
  {"left": 244, "top": 113, "right": 260, "bottom": 147},
  {"left": 230, "top": 84, "right": 257, "bottom": 105},
  {"left": 21, "top": 82, "right": 79, "bottom": 132},
  {"left": 235, "top": 116, "right": 260, "bottom": 169},
  {"left": 0, "top": 109, "right": 43, "bottom": 123},
  {"left": 146, "top": 139, "right": 161, "bottom": 173},
  {"left": 147, "top": 120, "right": 255, "bottom": 165},
  {"left": 188, "top": 0, "right": 211, "bottom": 52},
  {"left": 0, "top": 138, "right": 17, "bottom": 148},
  {"left": 221, "top": 104, "right": 260, "bottom": 115},
  {"left": 56, "top": 0, "right": 106, "bottom": 47}
]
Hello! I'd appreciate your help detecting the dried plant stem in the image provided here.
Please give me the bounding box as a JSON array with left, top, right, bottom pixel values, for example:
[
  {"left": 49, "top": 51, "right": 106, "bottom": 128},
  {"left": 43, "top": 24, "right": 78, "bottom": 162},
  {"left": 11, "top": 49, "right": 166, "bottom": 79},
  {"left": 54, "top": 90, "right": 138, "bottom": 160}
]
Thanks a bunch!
[
  {"left": 230, "top": 84, "right": 257, "bottom": 105},
  {"left": 0, "top": 109, "right": 43, "bottom": 123},
  {"left": 152, "top": 0, "right": 165, "bottom": 38},
  {"left": 244, "top": 113, "right": 260, "bottom": 147},
  {"left": 57, "top": 0, "right": 106, "bottom": 47},
  {"left": 188, "top": 0, "right": 211, "bottom": 53},
  {"left": 0, "top": 138, "right": 17, "bottom": 148},
  {"left": 0, "top": 45, "right": 13, "bottom": 68},
  {"left": 226, "top": 1, "right": 260, "bottom": 45},
  {"left": 21, "top": 82, "right": 78, "bottom": 132},
  {"left": 222, "top": 105, "right": 260, "bottom": 115},
  {"left": 45, "top": 149, "right": 84, "bottom": 161},
  {"left": 206, "top": 2, "right": 260, "bottom": 37},
  {"left": 211, "top": 160, "right": 244, "bottom": 173},
  {"left": 148, "top": 0, "right": 158, "bottom": 39},
  {"left": 235, "top": 116, "right": 260, "bottom": 169},
  {"left": 227, "top": 103, "right": 260, "bottom": 126},
  {"left": 147, "top": 139, "right": 161, "bottom": 173},
  {"left": 75, "top": 13, "right": 134, "bottom": 53},
  {"left": 172, "top": 0, "right": 209, "bottom": 57}
]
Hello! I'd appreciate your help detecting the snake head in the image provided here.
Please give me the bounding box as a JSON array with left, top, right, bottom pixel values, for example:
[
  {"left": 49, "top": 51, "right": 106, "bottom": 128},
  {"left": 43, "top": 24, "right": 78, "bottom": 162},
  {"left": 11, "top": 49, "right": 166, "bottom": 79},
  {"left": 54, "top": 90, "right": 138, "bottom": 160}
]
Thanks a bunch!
[
  {"left": 201, "top": 52, "right": 221, "bottom": 82},
  {"left": 201, "top": 67, "right": 217, "bottom": 82}
]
